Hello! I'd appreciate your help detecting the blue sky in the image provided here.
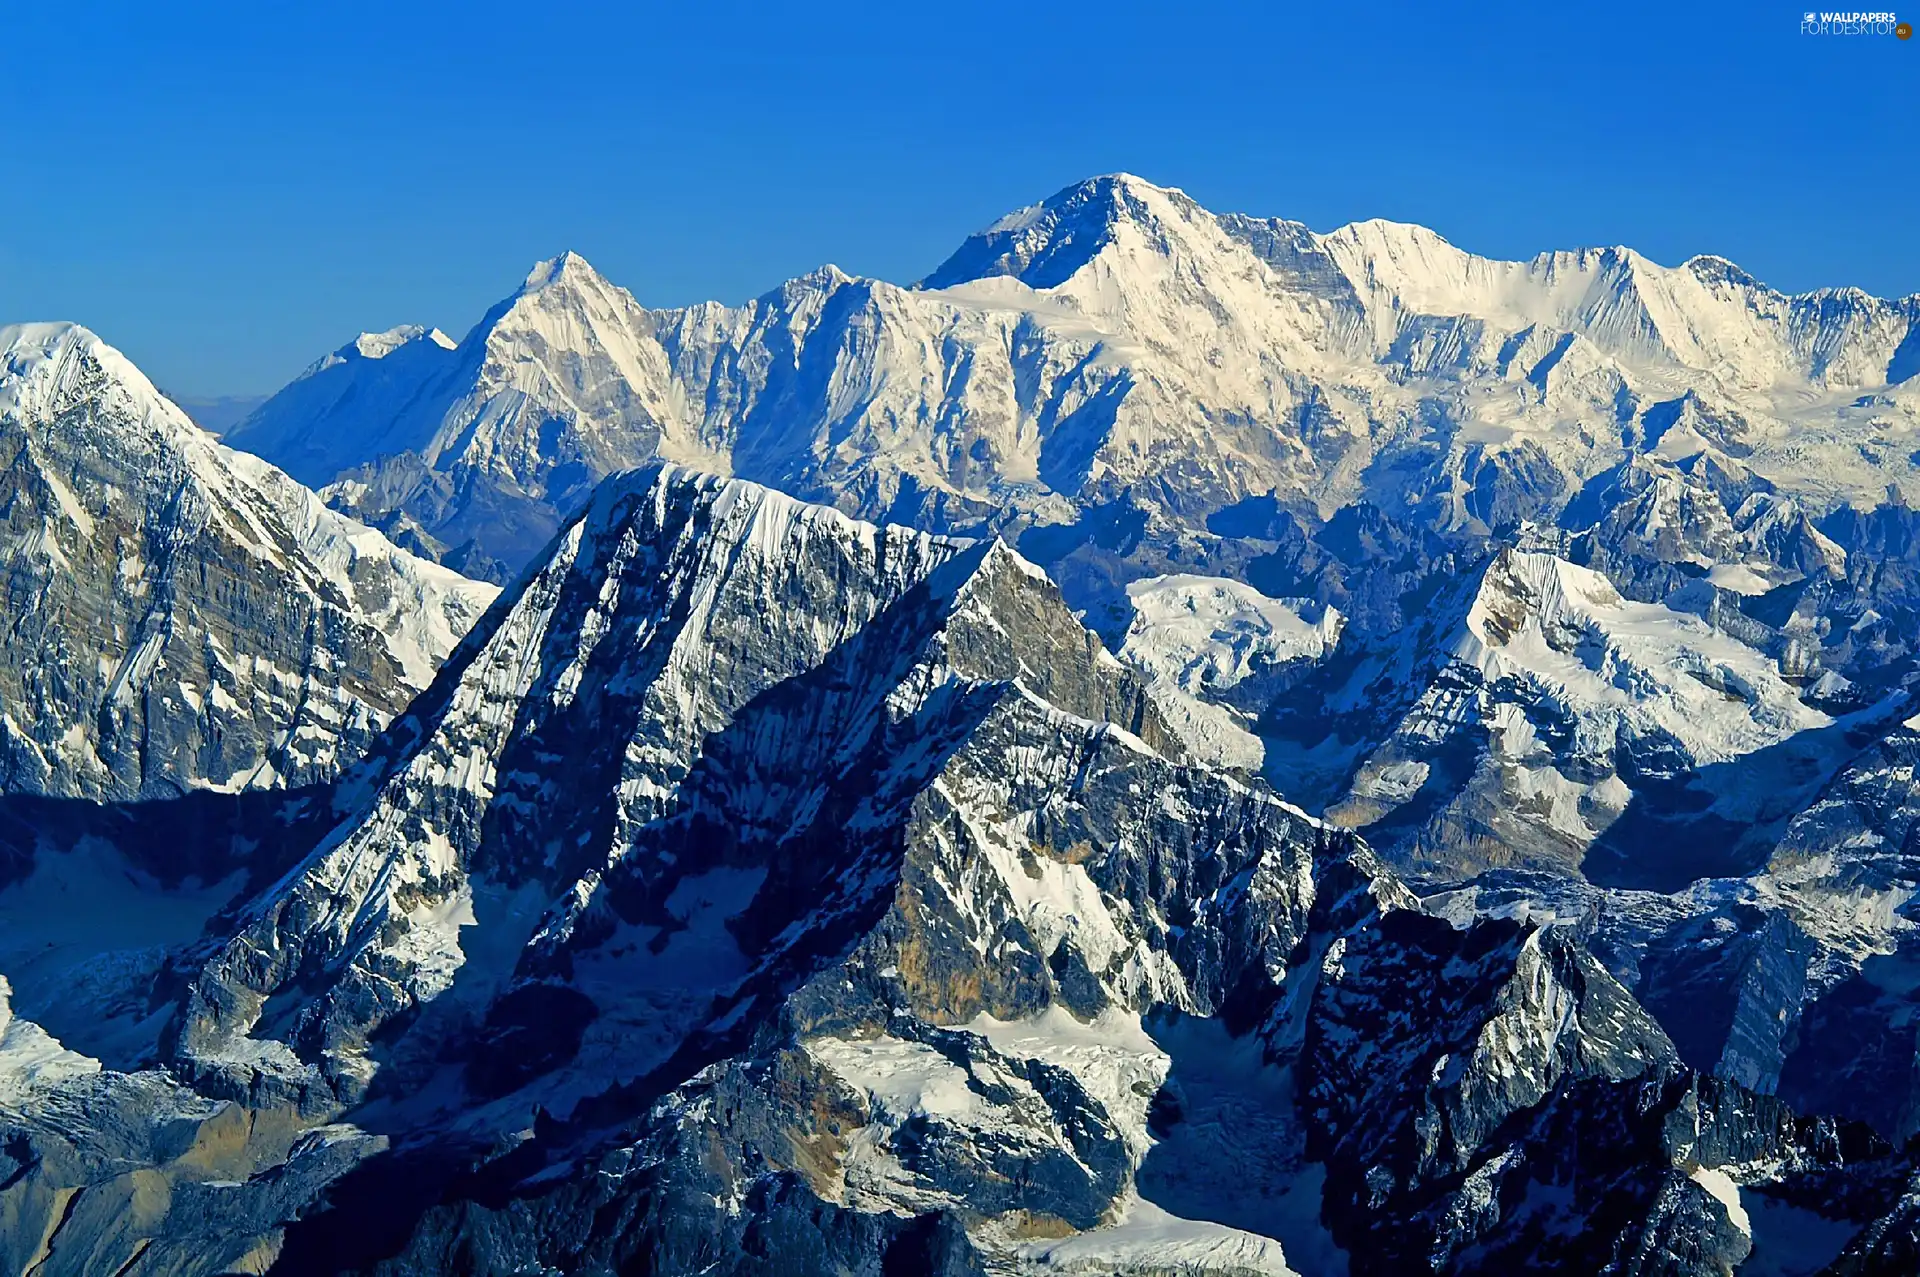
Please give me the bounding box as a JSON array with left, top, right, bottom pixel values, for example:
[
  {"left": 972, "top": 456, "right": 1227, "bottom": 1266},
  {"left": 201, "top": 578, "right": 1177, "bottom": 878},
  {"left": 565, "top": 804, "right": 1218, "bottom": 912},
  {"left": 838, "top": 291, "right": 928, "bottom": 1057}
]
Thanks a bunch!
[{"left": 3, "top": 0, "right": 1914, "bottom": 396}]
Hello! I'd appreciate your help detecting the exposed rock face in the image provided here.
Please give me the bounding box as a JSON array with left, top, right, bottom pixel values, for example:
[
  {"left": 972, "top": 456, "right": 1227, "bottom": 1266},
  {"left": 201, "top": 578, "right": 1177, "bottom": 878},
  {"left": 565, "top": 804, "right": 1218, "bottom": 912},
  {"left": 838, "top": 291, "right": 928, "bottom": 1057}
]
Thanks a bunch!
[
  {"left": 0, "top": 1065, "right": 381, "bottom": 1277},
  {"left": 1704, "top": 712, "right": 1920, "bottom": 1139},
  {"left": 15, "top": 175, "right": 1920, "bottom": 1271},
  {"left": 0, "top": 323, "right": 497, "bottom": 800},
  {"left": 167, "top": 462, "right": 1186, "bottom": 1110},
  {"left": 1304, "top": 548, "right": 1844, "bottom": 886},
  {"left": 19, "top": 165, "right": 1920, "bottom": 1275}
]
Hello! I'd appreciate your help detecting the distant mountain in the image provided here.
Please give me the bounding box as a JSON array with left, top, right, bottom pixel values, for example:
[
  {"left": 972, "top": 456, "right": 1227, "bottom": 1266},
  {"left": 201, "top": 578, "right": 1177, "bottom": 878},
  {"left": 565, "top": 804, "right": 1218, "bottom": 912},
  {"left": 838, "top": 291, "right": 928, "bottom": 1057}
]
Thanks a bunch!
[
  {"left": 0, "top": 322, "right": 497, "bottom": 799},
  {"left": 225, "top": 174, "right": 1920, "bottom": 594},
  {"left": 216, "top": 177, "right": 1920, "bottom": 877},
  {"left": 224, "top": 325, "right": 459, "bottom": 488}
]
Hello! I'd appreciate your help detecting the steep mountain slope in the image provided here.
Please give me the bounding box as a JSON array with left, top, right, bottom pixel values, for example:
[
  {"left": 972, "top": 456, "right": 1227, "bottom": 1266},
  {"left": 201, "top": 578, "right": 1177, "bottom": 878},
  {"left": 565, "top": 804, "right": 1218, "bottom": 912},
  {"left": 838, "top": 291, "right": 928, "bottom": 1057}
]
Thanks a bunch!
[
  {"left": 228, "top": 326, "right": 459, "bottom": 490},
  {"left": 1119, "top": 573, "right": 1341, "bottom": 704},
  {"left": 1301, "top": 547, "right": 1872, "bottom": 887},
  {"left": 23, "top": 167, "right": 1920, "bottom": 1269},
  {"left": 201, "top": 182, "right": 1920, "bottom": 1199},
  {"left": 258, "top": 470, "right": 1915, "bottom": 1275},
  {"left": 167, "top": 462, "right": 1184, "bottom": 1111},
  {"left": 1677, "top": 706, "right": 1920, "bottom": 1137},
  {"left": 3, "top": 466, "right": 1901, "bottom": 1274},
  {"left": 1410, "top": 689, "right": 1920, "bottom": 1155},
  {"left": 214, "top": 181, "right": 1920, "bottom": 909},
  {"left": 0, "top": 322, "right": 497, "bottom": 800}
]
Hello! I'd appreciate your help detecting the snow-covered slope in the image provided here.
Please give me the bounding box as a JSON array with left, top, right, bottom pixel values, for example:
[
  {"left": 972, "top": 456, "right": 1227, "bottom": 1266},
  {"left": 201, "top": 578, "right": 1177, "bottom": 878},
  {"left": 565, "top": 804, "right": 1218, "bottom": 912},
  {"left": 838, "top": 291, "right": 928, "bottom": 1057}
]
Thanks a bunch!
[
  {"left": 1307, "top": 549, "right": 1856, "bottom": 885},
  {"left": 171, "top": 463, "right": 1186, "bottom": 1106},
  {"left": 0, "top": 322, "right": 497, "bottom": 799},
  {"left": 161, "top": 466, "right": 1844, "bottom": 1275},
  {"left": 1120, "top": 573, "right": 1341, "bottom": 698},
  {"left": 1452, "top": 552, "right": 1826, "bottom": 763},
  {"left": 210, "top": 183, "right": 1920, "bottom": 1051},
  {"left": 226, "top": 323, "right": 459, "bottom": 489}
]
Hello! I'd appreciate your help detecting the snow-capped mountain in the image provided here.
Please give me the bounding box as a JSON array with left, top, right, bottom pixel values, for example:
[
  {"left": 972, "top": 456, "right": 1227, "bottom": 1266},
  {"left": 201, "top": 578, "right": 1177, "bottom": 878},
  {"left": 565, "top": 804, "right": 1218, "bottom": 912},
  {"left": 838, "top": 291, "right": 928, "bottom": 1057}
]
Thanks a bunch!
[
  {"left": 229, "top": 324, "right": 460, "bottom": 490},
  {"left": 8, "top": 466, "right": 1905, "bottom": 1274},
  {"left": 168, "top": 462, "right": 1184, "bottom": 1111},
  {"left": 215, "top": 178, "right": 1920, "bottom": 909},
  {"left": 17, "top": 176, "right": 1920, "bottom": 1273},
  {"left": 1411, "top": 686, "right": 1920, "bottom": 1156},
  {"left": 1119, "top": 574, "right": 1342, "bottom": 703},
  {"left": 226, "top": 174, "right": 1920, "bottom": 592},
  {"left": 0, "top": 322, "right": 497, "bottom": 799},
  {"left": 1299, "top": 548, "right": 1864, "bottom": 885}
]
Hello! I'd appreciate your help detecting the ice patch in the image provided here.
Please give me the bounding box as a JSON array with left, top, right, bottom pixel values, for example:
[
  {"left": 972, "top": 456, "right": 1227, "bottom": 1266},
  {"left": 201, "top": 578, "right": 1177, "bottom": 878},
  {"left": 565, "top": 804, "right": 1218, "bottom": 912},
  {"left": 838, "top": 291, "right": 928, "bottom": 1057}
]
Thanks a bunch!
[
  {"left": 1019, "top": 1193, "right": 1300, "bottom": 1275},
  {"left": 967, "top": 1006, "right": 1168, "bottom": 1157},
  {"left": 1688, "top": 1164, "right": 1751, "bottom": 1237},
  {"left": 1120, "top": 575, "right": 1341, "bottom": 697},
  {"left": 0, "top": 975, "right": 99, "bottom": 1104}
]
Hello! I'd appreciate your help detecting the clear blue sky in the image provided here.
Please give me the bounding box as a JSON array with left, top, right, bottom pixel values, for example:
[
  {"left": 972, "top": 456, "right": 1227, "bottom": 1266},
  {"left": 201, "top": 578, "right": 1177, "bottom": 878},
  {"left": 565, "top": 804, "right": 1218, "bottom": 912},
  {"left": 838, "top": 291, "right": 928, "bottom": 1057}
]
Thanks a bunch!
[{"left": 3, "top": 0, "right": 1915, "bottom": 396}]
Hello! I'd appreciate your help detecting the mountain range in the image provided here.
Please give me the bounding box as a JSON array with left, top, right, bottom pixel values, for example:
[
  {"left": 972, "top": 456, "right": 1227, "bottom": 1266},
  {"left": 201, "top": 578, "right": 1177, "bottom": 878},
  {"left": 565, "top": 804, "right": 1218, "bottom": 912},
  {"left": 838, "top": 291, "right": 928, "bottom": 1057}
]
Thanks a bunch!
[
  {"left": 228, "top": 174, "right": 1920, "bottom": 597},
  {"left": 4, "top": 175, "right": 1920, "bottom": 1274}
]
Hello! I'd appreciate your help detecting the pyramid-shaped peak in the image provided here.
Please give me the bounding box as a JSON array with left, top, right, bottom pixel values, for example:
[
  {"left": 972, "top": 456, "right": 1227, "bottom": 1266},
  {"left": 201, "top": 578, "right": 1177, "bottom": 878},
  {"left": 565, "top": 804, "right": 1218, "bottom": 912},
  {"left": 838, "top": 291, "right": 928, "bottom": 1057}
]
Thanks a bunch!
[
  {"left": 921, "top": 173, "right": 1210, "bottom": 291},
  {"left": 520, "top": 249, "right": 609, "bottom": 292},
  {"left": 982, "top": 173, "right": 1187, "bottom": 229},
  {"left": 285, "top": 323, "right": 462, "bottom": 386},
  {"left": 1058, "top": 171, "right": 1191, "bottom": 205},
  {"left": 1683, "top": 254, "right": 1764, "bottom": 290}
]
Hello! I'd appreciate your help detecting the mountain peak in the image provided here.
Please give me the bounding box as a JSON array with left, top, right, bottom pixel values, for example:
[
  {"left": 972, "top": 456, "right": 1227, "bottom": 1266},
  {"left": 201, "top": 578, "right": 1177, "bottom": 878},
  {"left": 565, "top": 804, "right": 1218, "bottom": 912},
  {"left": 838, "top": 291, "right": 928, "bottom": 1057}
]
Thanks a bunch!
[
  {"left": 978, "top": 173, "right": 1180, "bottom": 232},
  {"left": 1, "top": 320, "right": 94, "bottom": 394},
  {"left": 521, "top": 249, "right": 605, "bottom": 292},
  {"left": 1315, "top": 216, "right": 1465, "bottom": 280},
  {"left": 286, "top": 323, "right": 461, "bottom": 387},
  {"left": 1, "top": 320, "right": 192, "bottom": 438},
  {"left": 921, "top": 172, "right": 1206, "bottom": 291},
  {"left": 1682, "top": 253, "right": 1762, "bottom": 290},
  {"left": 167, "top": 459, "right": 1171, "bottom": 1100},
  {"left": 347, "top": 324, "right": 455, "bottom": 360},
  {"left": 0, "top": 319, "right": 497, "bottom": 801},
  {"left": 1, "top": 318, "right": 90, "bottom": 354},
  {"left": 1323, "top": 215, "right": 1456, "bottom": 248},
  {"left": 1056, "top": 171, "right": 1189, "bottom": 208}
]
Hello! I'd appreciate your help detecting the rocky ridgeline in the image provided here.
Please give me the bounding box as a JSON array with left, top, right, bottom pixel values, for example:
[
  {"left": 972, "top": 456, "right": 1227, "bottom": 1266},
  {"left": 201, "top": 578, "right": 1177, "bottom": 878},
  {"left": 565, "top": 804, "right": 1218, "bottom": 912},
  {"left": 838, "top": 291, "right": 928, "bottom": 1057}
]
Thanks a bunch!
[
  {"left": 223, "top": 176, "right": 1920, "bottom": 606},
  {"left": 209, "top": 185, "right": 1920, "bottom": 1119}
]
